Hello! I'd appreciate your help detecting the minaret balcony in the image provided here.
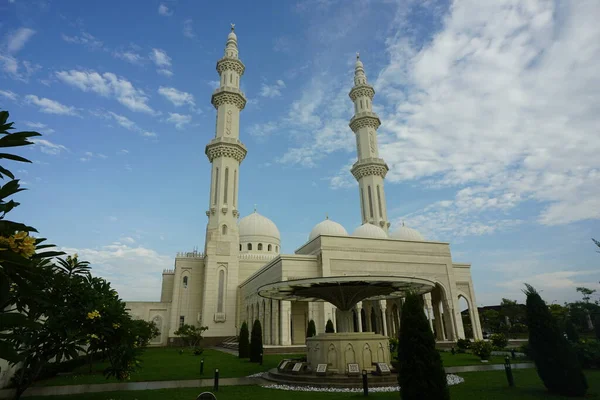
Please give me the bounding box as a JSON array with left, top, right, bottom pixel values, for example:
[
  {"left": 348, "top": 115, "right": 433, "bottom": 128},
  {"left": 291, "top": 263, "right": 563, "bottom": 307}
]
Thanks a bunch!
[
  {"left": 349, "top": 112, "right": 381, "bottom": 132},
  {"left": 211, "top": 87, "right": 247, "bottom": 110},
  {"left": 205, "top": 139, "right": 247, "bottom": 163},
  {"left": 349, "top": 84, "right": 375, "bottom": 101},
  {"left": 216, "top": 57, "right": 245, "bottom": 75},
  {"left": 351, "top": 158, "right": 389, "bottom": 180}
]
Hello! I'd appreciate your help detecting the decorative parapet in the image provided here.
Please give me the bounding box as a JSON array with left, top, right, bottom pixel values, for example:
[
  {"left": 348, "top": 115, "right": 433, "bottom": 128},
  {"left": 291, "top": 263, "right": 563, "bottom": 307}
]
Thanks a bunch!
[
  {"left": 349, "top": 112, "right": 381, "bottom": 132},
  {"left": 216, "top": 57, "right": 245, "bottom": 76},
  {"left": 238, "top": 253, "right": 278, "bottom": 261},
  {"left": 162, "top": 269, "right": 175, "bottom": 274},
  {"left": 349, "top": 84, "right": 375, "bottom": 101},
  {"left": 205, "top": 138, "right": 247, "bottom": 163},
  {"left": 351, "top": 158, "right": 389, "bottom": 179},
  {"left": 211, "top": 87, "right": 247, "bottom": 110},
  {"left": 176, "top": 249, "right": 204, "bottom": 258}
]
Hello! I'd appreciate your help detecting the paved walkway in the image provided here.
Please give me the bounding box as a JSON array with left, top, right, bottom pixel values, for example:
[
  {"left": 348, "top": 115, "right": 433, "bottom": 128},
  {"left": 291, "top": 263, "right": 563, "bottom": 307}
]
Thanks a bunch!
[{"left": 0, "top": 363, "right": 536, "bottom": 398}]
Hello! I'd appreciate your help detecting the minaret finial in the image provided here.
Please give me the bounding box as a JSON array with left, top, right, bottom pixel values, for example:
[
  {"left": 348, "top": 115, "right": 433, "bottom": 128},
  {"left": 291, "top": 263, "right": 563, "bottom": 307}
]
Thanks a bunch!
[
  {"left": 356, "top": 52, "right": 360, "bottom": 60},
  {"left": 231, "top": 23, "right": 235, "bottom": 32},
  {"left": 254, "top": 204, "right": 257, "bottom": 213},
  {"left": 402, "top": 220, "right": 405, "bottom": 227}
]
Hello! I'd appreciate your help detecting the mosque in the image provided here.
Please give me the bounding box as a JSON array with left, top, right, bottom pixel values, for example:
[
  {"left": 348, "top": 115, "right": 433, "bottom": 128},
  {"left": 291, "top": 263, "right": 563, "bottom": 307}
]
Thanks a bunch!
[{"left": 126, "top": 26, "right": 484, "bottom": 347}]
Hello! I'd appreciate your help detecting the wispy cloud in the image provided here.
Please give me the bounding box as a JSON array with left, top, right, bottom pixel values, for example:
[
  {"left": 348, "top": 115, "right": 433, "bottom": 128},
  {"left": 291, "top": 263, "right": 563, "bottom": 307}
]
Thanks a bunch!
[
  {"left": 113, "top": 50, "right": 143, "bottom": 65},
  {"left": 0, "top": 89, "right": 17, "bottom": 100},
  {"left": 150, "top": 49, "right": 172, "bottom": 77},
  {"left": 6, "top": 28, "right": 36, "bottom": 53},
  {"left": 24, "top": 121, "right": 55, "bottom": 134},
  {"left": 158, "top": 86, "right": 195, "bottom": 107},
  {"left": 56, "top": 70, "right": 153, "bottom": 113},
  {"left": 183, "top": 20, "right": 195, "bottom": 38},
  {"left": 259, "top": 79, "right": 286, "bottom": 98},
  {"left": 158, "top": 4, "right": 172, "bottom": 16},
  {"left": 61, "top": 31, "right": 103, "bottom": 50},
  {"left": 166, "top": 113, "right": 191, "bottom": 129},
  {"left": 32, "top": 138, "right": 68, "bottom": 155},
  {"left": 25, "top": 95, "right": 77, "bottom": 115},
  {"left": 107, "top": 111, "right": 158, "bottom": 138}
]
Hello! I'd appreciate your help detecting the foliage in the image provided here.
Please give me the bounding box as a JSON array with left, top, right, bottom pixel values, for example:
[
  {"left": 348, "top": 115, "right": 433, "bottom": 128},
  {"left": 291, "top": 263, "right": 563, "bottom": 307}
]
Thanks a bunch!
[
  {"left": 325, "top": 319, "right": 335, "bottom": 333},
  {"left": 389, "top": 337, "right": 399, "bottom": 353},
  {"left": 397, "top": 292, "right": 449, "bottom": 400},
  {"left": 490, "top": 333, "right": 508, "bottom": 350},
  {"left": 306, "top": 319, "right": 316, "bottom": 338},
  {"left": 519, "top": 342, "right": 531, "bottom": 358},
  {"left": 238, "top": 322, "right": 249, "bottom": 358},
  {"left": 481, "top": 309, "right": 505, "bottom": 334},
  {"left": 577, "top": 287, "right": 597, "bottom": 303},
  {"left": 565, "top": 318, "right": 580, "bottom": 342},
  {"left": 595, "top": 315, "right": 600, "bottom": 340},
  {"left": 456, "top": 338, "right": 471, "bottom": 351},
  {"left": 573, "top": 340, "right": 600, "bottom": 369},
  {"left": 250, "top": 319, "right": 263, "bottom": 363},
  {"left": 471, "top": 340, "right": 493, "bottom": 360},
  {"left": 524, "top": 283, "right": 588, "bottom": 397},
  {"left": 174, "top": 324, "right": 208, "bottom": 350}
]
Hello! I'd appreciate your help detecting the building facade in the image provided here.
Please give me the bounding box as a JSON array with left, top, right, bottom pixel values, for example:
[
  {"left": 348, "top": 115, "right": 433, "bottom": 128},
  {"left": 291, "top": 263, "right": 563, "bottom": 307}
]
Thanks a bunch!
[{"left": 126, "top": 27, "right": 483, "bottom": 346}]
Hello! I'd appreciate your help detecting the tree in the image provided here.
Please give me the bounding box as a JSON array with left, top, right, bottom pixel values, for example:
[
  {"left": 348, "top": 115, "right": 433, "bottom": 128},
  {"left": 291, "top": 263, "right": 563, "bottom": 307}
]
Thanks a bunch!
[
  {"left": 481, "top": 309, "right": 502, "bottom": 333},
  {"left": 524, "top": 284, "right": 587, "bottom": 397},
  {"left": 238, "top": 322, "right": 250, "bottom": 358},
  {"left": 565, "top": 318, "right": 580, "bottom": 342},
  {"left": 250, "top": 319, "right": 263, "bottom": 363},
  {"left": 306, "top": 319, "right": 316, "bottom": 337},
  {"left": 576, "top": 287, "right": 596, "bottom": 303},
  {"left": 174, "top": 324, "right": 209, "bottom": 350},
  {"left": 397, "top": 292, "right": 449, "bottom": 400},
  {"left": 325, "top": 319, "right": 335, "bottom": 333}
]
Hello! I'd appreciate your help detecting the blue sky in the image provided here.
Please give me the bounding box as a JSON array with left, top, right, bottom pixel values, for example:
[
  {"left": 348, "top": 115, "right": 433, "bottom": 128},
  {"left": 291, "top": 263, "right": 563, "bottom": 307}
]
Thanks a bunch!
[{"left": 1, "top": 0, "right": 599, "bottom": 307}]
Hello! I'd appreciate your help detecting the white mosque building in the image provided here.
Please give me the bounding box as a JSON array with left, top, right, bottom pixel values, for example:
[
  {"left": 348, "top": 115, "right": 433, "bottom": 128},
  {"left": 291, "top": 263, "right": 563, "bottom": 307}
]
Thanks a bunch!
[{"left": 126, "top": 26, "right": 483, "bottom": 347}]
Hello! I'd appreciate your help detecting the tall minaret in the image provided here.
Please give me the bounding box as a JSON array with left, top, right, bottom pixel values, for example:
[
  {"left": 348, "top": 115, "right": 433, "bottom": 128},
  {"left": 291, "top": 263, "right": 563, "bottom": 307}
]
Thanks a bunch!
[
  {"left": 201, "top": 24, "right": 247, "bottom": 336},
  {"left": 349, "top": 54, "right": 390, "bottom": 232}
]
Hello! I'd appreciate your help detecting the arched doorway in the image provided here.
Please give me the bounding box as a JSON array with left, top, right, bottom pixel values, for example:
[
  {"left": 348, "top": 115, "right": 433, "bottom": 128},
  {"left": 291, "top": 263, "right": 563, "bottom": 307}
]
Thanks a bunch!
[{"left": 459, "top": 295, "right": 473, "bottom": 339}]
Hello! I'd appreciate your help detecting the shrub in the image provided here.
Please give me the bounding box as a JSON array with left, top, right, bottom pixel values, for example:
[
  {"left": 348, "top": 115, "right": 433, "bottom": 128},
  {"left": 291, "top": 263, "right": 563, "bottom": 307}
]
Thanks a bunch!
[
  {"left": 573, "top": 340, "right": 600, "bottom": 369},
  {"left": 490, "top": 333, "right": 508, "bottom": 350},
  {"left": 519, "top": 343, "right": 532, "bottom": 358},
  {"left": 397, "top": 292, "right": 449, "bottom": 400},
  {"left": 325, "top": 319, "right": 335, "bottom": 333},
  {"left": 456, "top": 338, "right": 471, "bottom": 351},
  {"left": 238, "top": 322, "right": 249, "bottom": 358},
  {"left": 525, "top": 284, "right": 587, "bottom": 397},
  {"left": 193, "top": 347, "right": 204, "bottom": 356},
  {"left": 565, "top": 318, "right": 580, "bottom": 342},
  {"left": 250, "top": 319, "right": 263, "bottom": 363},
  {"left": 595, "top": 315, "right": 600, "bottom": 341},
  {"left": 471, "top": 340, "right": 493, "bottom": 360},
  {"left": 306, "top": 319, "right": 316, "bottom": 338},
  {"left": 389, "top": 337, "right": 399, "bottom": 353}
]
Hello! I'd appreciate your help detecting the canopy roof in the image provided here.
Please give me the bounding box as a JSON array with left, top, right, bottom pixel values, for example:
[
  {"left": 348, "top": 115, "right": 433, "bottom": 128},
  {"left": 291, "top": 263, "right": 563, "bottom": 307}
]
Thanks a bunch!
[{"left": 258, "top": 275, "right": 435, "bottom": 311}]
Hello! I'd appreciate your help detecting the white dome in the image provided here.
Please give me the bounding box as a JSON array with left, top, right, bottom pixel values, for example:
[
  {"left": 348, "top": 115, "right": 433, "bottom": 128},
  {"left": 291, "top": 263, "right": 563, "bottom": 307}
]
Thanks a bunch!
[
  {"left": 239, "top": 211, "right": 280, "bottom": 242},
  {"left": 351, "top": 223, "right": 388, "bottom": 239},
  {"left": 390, "top": 224, "right": 425, "bottom": 241},
  {"left": 308, "top": 218, "right": 348, "bottom": 241}
]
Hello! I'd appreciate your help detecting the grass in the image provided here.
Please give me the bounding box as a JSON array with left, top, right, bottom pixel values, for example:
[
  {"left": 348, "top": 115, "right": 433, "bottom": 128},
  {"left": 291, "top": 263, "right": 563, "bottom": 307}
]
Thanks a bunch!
[
  {"left": 34, "top": 348, "right": 303, "bottom": 387},
  {"left": 24, "top": 369, "right": 600, "bottom": 400},
  {"left": 34, "top": 347, "right": 513, "bottom": 387}
]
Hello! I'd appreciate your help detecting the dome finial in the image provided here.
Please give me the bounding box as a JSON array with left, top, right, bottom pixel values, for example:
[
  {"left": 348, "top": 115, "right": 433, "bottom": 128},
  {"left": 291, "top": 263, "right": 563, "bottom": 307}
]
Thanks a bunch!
[
  {"left": 326, "top": 213, "right": 329, "bottom": 220},
  {"left": 402, "top": 220, "right": 405, "bottom": 226},
  {"left": 254, "top": 204, "right": 257, "bottom": 213},
  {"left": 230, "top": 23, "right": 235, "bottom": 32},
  {"left": 356, "top": 52, "right": 360, "bottom": 60}
]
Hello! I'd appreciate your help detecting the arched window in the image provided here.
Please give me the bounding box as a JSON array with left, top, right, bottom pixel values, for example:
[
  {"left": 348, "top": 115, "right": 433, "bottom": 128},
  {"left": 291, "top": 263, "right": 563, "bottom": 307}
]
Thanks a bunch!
[
  {"left": 258, "top": 243, "right": 263, "bottom": 251},
  {"left": 224, "top": 168, "right": 229, "bottom": 204},
  {"left": 247, "top": 243, "right": 252, "bottom": 251},
  {"left": 368, "top": 185, "right": 374, "bottom": 218},
  {"left": 268, "top": 244, "right": 272, "bottom": 251},
  {"left": 229, "top": 74, "right": 233, "bottom": 84},
  {"left": 275, "top": 246, "right": 279, "bottom": 252},
  {"left": 239, "top": 244, "right": 242, "bottom": 251},
  {"left": 213, "top": 167, "right": 219, "bottom": 205},
  {"left": 376, "top": 185, "right": 383, "bottom": 218},
  {"left": 183, "top": 276, "right": 188, "bottom": 289},
  {"left": 233, "top": 169, "right": 237, "bottom": 207},
  {"left": 222, "top": 225, "right": 227, "bottom": 235},
  {"left": 217, "top": 270, "right": 225, "bottom": 313}
]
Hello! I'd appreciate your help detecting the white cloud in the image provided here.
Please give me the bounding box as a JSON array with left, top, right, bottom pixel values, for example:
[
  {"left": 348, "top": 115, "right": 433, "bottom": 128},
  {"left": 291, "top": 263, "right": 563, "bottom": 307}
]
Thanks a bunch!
[
  {"left": 207, "top": 80, "right": 220, "bottom": 90},
  {"left": 0, "top": 89, "right": 17, "bottom": 100},
  {"left": 248, "top": 121, "right": 278, "bottom": 139},
  {"left": 59, "top": 243, "right": 172, "bottom": 301},
  {"left": 32, "top": 138, "right": 68, "bottom": 155},
  {"left": 120, "top": 236, "right": 135, "bottom": 244},
  {"left": 108, "top": 216, "right": 118, "bottom": 222},
  {"left": 158, "top": 86, "right": 195, "bottom": 107},
  {"left": 150, "top": 49, "right": 173, "bottom": 77},
  {"left": 113, "top": 51, "right": 143, "bottom": 65},
  {"left": 183, "top": 19, "right": 195, "bottom": 38},
  {"left": 0, "top": 54, "right": 39, "bottom": 81},
  {"left": 24, "top": 121, "right": 55, "bottom": 134},
  {"left": 142, "top": 131, "right": 157, "bottom": 137},
  {"left": 259, "top": 79, "right": 286, "bottom": 98},
  {"left": 118, "top": 149, "right": 129, "bottom": 155},
  {"left": 166, "top": 113, "right": 192, "bottom": 129},
  {"left": 107, "top": 111, "right": 157, "bottom": 138},
  {"left": 56, "top": 70, "right": 153, "bottom": 113},
  {"left": 61, "top": 32, "right": 103, "bottom": 49},
  {"left": 158, "top": 4, "right": 172, "bottom": 16},
  {"left": 6, "top": 28, "right": 35, "bottom": 53},
  {"left": 25, "top": 95, "right": 77, "bottom": 115},
  {"left": 368, "top": 0, "right": 600, "bottom": 230}
]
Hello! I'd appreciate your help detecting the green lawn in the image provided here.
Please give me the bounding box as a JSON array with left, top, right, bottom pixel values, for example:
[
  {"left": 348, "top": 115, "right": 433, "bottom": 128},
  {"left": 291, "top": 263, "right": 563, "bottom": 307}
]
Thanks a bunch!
[
  {"left": 34, "top": 347, "right": 514, "bottom": 387},
  {"left": 35, "top": 348, "right": 303, "bottom": 386},
  {"left": 24, "top": 369, "right": 600, "bottom": 400}
]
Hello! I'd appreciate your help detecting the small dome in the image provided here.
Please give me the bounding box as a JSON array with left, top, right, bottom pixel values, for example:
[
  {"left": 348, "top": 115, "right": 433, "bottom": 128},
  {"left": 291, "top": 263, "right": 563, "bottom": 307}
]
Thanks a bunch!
[
  {"left": 239, "top": 211, "right": 280, "bottom": 242},
  {"left": 228, "top": 31, "right": 237, "bottom": 41},
  {"left": 352, "top": 223, "right": 388, "bottom": 239},
  {"left": 308, "top": 218, "right": 348, "bottom": 241},
  {"left": 390, "top": 224, "right": 425, "bottom": 241}
]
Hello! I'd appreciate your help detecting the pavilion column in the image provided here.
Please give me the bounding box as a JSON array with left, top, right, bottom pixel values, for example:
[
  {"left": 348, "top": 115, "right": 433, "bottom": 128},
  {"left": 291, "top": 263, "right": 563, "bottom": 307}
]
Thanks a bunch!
[
  {"left": 380, "top": 300, "right": 388, "bottom": 337},
  {"left": 424, "top": 293, "right": 434, "bottom": 333},
  {"left": 280, "top": 301, "right": 292, "bottom": 345},
  {"left": 332, "top": 307, "right": 338, "bottom": 332},
  {"left": 337, "top": 310, "right": 353, "bottom": 333},
  {"left": 442, "top": 299, "right": 456, "bottom": 341},
  {"left": 433, "top": 302, "right": 445, "bottom": 341},
  {"left": 356, "top": 302, "right": 363, "bottom": 332},
  {"left": 272, "top": 300, "right": 279, "bottom": 345}
]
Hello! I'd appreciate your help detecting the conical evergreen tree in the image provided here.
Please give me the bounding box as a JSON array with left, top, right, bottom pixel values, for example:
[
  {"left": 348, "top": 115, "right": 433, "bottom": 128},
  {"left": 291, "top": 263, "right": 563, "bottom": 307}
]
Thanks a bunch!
[
  {"left": 524, "top": 284, "right": 587, "bottom": 397},
  {"left": 306, "top": 319, "right": 316, "bottom": 337},
  {"left": 250, "top": 319, "right": 263, "bottom": 363},
  {"left": 398, "top": 292, "right": 449, "bottom": 400},
  {"left": 238, "top": 321, "right": 250, "bottom": 358},
  {"left": 325, "top": 319, "right": 335, "bottom": 333}
]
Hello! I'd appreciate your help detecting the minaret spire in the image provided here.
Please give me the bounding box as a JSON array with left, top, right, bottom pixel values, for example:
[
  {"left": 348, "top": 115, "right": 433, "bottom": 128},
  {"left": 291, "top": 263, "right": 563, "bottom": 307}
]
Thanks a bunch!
[{"left": 348, "top": 55, "right": 391, "bottom": 232}]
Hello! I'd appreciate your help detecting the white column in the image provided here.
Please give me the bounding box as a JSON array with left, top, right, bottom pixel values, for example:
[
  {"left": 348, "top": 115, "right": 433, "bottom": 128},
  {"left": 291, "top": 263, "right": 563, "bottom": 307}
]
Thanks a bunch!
[
  {"left": 280, "top": 301, "right": 292, "bottom": 345},
  {"left": 332, "top": 307, "right": 338, "bottom": 332},
  {"left": 380, "top": 300, "right": 388, "bottom": 337},
  {"left": 356, "top": 302, "right": 363, "bottom": 332},
  {"left": 424, "top": 293, "right": 434, "bottom": 333}
]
